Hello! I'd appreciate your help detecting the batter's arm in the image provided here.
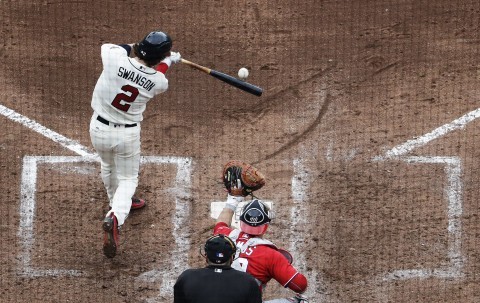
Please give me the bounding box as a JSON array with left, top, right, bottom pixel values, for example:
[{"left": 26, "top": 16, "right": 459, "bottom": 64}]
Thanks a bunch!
[
  {"left": 156, "top": 52, "right": 180, "bottom": 74},
  {"left": 118, "top": 44, "right": 134, "bottom": 56}
]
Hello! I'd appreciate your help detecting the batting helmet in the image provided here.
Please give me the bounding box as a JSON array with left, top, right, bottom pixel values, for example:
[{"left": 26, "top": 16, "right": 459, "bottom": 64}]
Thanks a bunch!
[
  {"left": 204, "top": 234, "right": 237, "bottom": 264},
  {"left": 239, "top": 199, "right": 273, "bottom": 236},
  {"left": 136, "top": 31, "right": 172, "bottom": 61}
]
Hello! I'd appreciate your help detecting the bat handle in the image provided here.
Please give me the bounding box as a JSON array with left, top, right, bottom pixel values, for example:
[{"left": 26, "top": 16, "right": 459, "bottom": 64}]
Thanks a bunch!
[{"left": 180, "top": 58, "right": 211, "bottom": 74}]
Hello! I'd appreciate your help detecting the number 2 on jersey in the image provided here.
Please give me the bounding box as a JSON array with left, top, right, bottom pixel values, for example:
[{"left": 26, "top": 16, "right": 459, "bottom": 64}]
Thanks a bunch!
[{"left": 111, "top": 84, "right": 139, "bottom": 112}]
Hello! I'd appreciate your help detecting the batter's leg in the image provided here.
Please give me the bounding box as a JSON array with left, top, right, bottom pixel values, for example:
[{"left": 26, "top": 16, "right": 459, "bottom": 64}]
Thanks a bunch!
[
  {"left": 100, "top": 161, "right": 118, "bottom": 207},
  {"left": 108, "top": 126, "right": 141, "bottom": 226},
  {"left": 90, "top": 117, "right": 118, "bottom": 206}
]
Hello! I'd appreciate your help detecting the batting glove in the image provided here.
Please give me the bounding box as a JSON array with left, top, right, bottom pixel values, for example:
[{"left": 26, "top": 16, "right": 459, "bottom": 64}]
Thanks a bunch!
[{"left": 169, "top": 51, "right": 181, "bottom": 64}]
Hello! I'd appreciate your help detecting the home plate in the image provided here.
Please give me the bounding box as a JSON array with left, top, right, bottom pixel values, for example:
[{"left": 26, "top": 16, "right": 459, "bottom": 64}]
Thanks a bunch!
[{"left": 210, "top": 201, "right": 273, "bottom": 229}]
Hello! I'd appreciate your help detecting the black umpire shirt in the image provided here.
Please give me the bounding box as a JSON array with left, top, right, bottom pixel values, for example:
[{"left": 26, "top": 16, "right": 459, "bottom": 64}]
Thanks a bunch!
[{"left": 173, "top": 265, "right": 262, "bottom": 303}]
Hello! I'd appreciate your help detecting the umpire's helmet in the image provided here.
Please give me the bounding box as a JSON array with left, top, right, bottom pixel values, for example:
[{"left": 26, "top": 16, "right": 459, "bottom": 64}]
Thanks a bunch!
[
  {"left": 136, "top": 31, "right": 172, "bottom": 61},
  {"left": 239, "top": 199, "right": 272, "bottom": 236},
  {"left": 204, "top": 234, "right": 237, "bottom": 264}
]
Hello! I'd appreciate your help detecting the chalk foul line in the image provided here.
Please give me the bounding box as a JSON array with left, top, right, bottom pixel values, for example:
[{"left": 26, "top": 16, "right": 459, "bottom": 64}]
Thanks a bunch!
[
  {"left": 376, "top": 108, "right": 480, "bottom": 160},
  {"left": 0, "top": 104, "right": 94, "bottom": 157}
]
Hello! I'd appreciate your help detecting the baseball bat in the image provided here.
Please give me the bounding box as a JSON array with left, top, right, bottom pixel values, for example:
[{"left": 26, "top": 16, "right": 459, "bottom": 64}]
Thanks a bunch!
[{"left": 180, "top": 58, "right": 263, "bottom": 97}]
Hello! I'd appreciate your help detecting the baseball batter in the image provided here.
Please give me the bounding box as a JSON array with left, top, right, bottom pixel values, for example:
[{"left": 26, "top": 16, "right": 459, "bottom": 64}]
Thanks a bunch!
[{"left": 89, "top": 30, "right": 181, "bottom": 258}]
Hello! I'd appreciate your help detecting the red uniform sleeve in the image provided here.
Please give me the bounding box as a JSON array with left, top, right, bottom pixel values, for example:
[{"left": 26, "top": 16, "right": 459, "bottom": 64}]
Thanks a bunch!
[
  {"left": 286, "top": 272, "right": 308, "bottom": 293},
  {"left": 155, "top": 62, "right": 169, "bottom": 74},
  {"left": 269, "top": 250, "right": 308, "bottom": 293},
  {"left": 213, "top": 222, "right": 233, "bottom": 235}
]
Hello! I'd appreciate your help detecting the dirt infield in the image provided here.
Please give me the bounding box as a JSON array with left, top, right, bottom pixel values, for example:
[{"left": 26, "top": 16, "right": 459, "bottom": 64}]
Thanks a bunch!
[{"left": 2, "top": 1, "right": 480, "bottom": 302}]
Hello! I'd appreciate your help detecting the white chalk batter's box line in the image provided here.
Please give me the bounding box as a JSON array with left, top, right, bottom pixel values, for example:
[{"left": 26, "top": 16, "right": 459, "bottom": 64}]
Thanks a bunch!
[
  {"left": 17, "top": 155, "right": 193, "bottom": 278},
  {"left": 16, "top": 154, "right": 465, "bottom": 283},
  {"left": 380, "top": 155, "right": 464, "bottom": 281},
  {"left": 6, "top": 100, "right": 470, "bottom": 301},
  {"left": 2, "top": 102, "right": 317, "bottom": 299}
]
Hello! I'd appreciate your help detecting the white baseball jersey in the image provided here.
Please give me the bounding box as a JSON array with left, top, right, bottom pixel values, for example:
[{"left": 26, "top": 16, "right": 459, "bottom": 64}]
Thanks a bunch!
[{"left": 91, "top": 44, "right": 169, "bottom": 124}]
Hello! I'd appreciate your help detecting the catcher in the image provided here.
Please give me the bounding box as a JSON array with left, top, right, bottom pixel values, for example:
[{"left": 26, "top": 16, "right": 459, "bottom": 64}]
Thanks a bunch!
[{"left": 213, "top": 160, "right": 309, "bottom": 303}]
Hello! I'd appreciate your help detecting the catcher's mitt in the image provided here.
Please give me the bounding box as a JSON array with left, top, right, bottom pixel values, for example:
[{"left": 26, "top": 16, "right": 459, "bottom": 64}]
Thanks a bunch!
[{"left": 223, "top": 160, "right": 265, "bottom": 197}]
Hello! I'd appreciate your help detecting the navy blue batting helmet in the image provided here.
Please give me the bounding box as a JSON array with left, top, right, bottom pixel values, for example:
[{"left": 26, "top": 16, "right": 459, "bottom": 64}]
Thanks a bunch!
[{"left": 137, "top": 31, "right": 172, "bottom": 61}]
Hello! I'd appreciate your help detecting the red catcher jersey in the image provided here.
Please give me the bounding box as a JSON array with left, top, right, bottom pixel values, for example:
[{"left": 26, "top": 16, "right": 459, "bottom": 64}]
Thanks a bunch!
[{"left": 214, "top": 222, "right": 299, "bottom": 291}]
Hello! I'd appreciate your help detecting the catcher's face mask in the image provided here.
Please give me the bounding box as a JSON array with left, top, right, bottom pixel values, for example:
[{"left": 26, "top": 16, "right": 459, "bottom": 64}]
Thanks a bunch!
[{"left": 239, "top": 199, "right": 274, "bottom": 235}]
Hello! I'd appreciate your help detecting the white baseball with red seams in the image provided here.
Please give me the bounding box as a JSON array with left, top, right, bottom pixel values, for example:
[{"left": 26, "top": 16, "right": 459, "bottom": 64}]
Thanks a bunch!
[{"left": 238, "top": 67, "right": 249, "bottom": 79}]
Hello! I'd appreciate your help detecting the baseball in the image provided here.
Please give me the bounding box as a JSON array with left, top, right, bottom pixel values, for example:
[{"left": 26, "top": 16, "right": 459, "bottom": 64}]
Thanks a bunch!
[{"left": 238, "top": 67, "right": 249, "bottom": 79}]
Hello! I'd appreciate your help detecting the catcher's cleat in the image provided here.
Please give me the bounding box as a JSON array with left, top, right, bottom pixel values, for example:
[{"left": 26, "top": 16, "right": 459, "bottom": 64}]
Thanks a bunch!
[
  {"left": 288, "top": 294, "right": 309, "bottom": 303},
  {"left": 103, "top": 213, "right": 119, "bottom": 258},
  {"left": 131, "top": 197, "right": 146, "bottom": 210}
]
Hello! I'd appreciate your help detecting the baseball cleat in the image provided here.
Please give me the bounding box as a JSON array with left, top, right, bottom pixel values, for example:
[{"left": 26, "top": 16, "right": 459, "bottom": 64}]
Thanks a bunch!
[
  {"left": 103, "top": 213, "right": 119, "bottom": 258},
  {"left": 288, "top": 294, "right": 309, "bottom": 303},
  {"left": 131, "top": 197, "right": 146, "bottom": 210}
]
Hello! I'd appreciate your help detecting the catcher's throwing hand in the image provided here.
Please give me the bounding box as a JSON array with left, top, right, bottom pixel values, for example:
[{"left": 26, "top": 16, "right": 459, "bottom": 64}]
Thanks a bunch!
[{"left": 223, "top": 160, "right": 265, "bottom": 197}]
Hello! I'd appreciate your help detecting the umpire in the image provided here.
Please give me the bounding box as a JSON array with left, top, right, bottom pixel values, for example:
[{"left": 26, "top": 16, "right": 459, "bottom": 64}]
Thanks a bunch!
[{"left": 173, "top": 234, "right": 262, "bottom": 303}]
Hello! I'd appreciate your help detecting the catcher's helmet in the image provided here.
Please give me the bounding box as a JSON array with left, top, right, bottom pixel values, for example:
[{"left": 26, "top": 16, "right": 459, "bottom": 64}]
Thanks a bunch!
[
  {"left": 239, "top": 199, "right": 272, "bottom": 236},
  {"left": 204, "top": 234, "right": 237, "bottom": 264},
  {"left": 137, "top": 31, "right": 172, "bottom": 61}
]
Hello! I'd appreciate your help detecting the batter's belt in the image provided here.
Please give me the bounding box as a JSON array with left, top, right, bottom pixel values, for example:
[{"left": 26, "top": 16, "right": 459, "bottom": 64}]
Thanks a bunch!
[{"left": 97, "top": 115, "right": 137, "bottom": 128}]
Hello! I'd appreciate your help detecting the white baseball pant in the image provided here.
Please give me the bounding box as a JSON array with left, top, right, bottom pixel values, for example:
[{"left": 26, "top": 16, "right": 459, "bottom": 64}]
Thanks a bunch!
[{"left": 89, "top": 113, "right": 141, "bottom": 226}]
